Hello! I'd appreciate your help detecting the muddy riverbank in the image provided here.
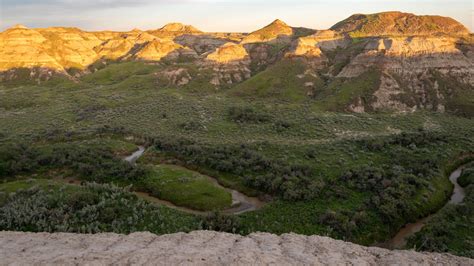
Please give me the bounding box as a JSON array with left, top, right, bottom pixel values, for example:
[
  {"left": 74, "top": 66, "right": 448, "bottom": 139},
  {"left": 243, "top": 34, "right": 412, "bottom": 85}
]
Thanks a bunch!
[{"left": 382, "top": 166, "right": 466, "bottom": 249}]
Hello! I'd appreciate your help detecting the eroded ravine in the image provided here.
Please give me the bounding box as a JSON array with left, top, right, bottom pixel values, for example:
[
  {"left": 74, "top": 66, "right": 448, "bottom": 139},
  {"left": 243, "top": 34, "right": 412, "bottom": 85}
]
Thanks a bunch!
[
  {"left": 383, "top": 165, "right": 467, "bottom": 249},
  {"left": 125, "top": 146, "right": 264, "bottom": 215}
]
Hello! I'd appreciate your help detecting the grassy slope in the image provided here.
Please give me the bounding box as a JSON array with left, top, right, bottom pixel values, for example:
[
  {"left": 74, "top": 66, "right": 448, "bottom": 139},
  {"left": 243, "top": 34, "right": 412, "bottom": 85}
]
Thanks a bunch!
[
  {"left": 313, "top": 69, "right": 381, "bottom": 112},
  {"left": 139, "top": 147, "right": 259, "bottom": 197},
  {"left": 228, "top": 59, "right": 321, "bottom": 102},
  {"left": 142, "top": 165, "right": 232, "bottom": 211}
]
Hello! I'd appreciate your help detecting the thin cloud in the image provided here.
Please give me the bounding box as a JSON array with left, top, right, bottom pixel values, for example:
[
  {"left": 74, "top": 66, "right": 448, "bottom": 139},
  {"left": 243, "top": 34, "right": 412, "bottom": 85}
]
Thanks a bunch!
[
  {"left": 2, "top": 0, "right": 157, "bottom": 9},
  {"left": 1, "top": 0, "right": 471, "bottom": 31}
]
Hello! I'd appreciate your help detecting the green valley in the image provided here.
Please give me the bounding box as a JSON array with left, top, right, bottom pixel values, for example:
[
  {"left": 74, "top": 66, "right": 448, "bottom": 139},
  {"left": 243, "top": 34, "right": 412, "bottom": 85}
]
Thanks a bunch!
[{"left": 1, "top": 11, "right": 473, "bottom": 259}]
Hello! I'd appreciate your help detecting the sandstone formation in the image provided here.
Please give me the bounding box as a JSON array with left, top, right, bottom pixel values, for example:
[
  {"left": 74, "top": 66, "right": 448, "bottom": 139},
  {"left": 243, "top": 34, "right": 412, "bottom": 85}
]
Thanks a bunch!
[
  {"left": 0, "top": 25, "right": 197, "bottom": 71},
  {"left": 0, "top": 230, "right": 472, "bottom": 265},
  {"left": 148, "top": 23, "right": 202, "bottom": 39},
  {"left": 289, "top": 30, "right": 349, "bottom": 57},
  {"left": 0, "top": 25, "right": 63, "bottom": 71},
  {"left": 203, "top": 43, "right": 252, "bottom": 86},
  {"left": 338, "top": 36, "right": 473, "bottom": 78},
  {"left": 159, "top": 68, "right": 192, "bottom": 86},
  {"left": 206, "top": 43, "right": 249, "bottom": 63},
  {"left": 131, "top": 39, "right": 196, "bottom": 61},
  {"left": 36, "top": 27, "right": 103, "bottom": 69},
  {"left": 334, "top": 36, "right": 474, "bottom": 112},
  {"left": 95, "top": 31, "right": 157, "bottom": 60},
  {"left": 286, "top": 30, "right": 350, "bottom": 68},
  {"left": 174, "top": 34, "right": 232, "bottom": 55},
  {"left": 241, "top": 19, "right": 294, "bottom": 44},
  {"left": 331, "top": 11, "right": 470, "bottom": 37}
]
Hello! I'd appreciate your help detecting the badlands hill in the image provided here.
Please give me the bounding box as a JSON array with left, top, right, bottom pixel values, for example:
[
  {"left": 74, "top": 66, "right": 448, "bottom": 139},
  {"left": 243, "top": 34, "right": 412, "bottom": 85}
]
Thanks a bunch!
[
  {"left": 1, "top": 231, "right": 472, "bottom": 265},
  {"left": 0, "top": 12, "right": 473, "bottom": 115},
  {"left": 331, "top": 11, "right": 470, "bottom": 37},
  {"left": 241, "top": 19, "right": 295, "bottom": 44}
]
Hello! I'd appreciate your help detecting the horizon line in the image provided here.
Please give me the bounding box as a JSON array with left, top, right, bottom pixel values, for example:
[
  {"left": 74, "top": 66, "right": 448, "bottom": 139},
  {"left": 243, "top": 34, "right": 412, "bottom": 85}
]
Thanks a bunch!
[{"left": 1, "top": 10, "right": 472, "bottom": 33}]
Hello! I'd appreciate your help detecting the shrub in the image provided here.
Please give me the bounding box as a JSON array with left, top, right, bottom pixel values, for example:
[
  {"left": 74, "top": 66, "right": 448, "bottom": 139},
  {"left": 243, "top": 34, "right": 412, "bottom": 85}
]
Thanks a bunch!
[
  {"left": 274, "top": 120, "right": 292, "bottom": 132},
  {"left": 459, "top": 167, "right": 474, "bottom": 187},
  {"left": 0, "top": 143, "right": 39, "bottom": 179},
  {"left": 227, "top": 106, "right": 270, "bottom": 124},
  {"left": 202, "top": 211, "right": 240, "bottom": 233},
  {"left": 0, "top": 183, "right": 200, "bottom": 234},
  {"left": 0, "top": 142, "right": 146, "bottom": 184},
  {"left": 179, "top": 121, "right": 203, "bottom": 131},
  {"left": 152, "top": 136, "right": 320, "bottom": 200}
]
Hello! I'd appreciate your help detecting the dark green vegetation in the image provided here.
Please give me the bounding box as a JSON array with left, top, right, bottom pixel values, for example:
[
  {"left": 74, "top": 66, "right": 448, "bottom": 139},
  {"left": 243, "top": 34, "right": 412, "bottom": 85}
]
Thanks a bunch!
[
  {"left": 458, "top": 164, "right": 474, "bottom": 188},
  {"left": 0, "top": 140, "right": 145, "bottom": 184},
  {"left": 0, "top": 139, "right": 231, "bottom": 212},
  {"left": 1, "top": 61, "right": 473, "bottom": 258},
  {"left": 0, "top": 180, "right": 201, "bottom": 233},
  {"left": 407, "top": 163, "right": 474, "bottom": 258}
]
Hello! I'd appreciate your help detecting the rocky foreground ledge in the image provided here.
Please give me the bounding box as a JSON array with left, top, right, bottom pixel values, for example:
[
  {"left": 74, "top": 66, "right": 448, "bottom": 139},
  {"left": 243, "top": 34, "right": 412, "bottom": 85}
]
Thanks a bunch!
[{"left": 0, "top": 231, "right": 471, "bottom": 265}]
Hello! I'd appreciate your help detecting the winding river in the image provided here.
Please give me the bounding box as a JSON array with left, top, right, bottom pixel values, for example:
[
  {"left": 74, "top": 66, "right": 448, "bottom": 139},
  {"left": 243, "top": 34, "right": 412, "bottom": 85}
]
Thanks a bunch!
[
  {"left": 382, "top": 165, "right": 467, "bottom": 249},
  {"left": 124, "top": 146, "right": 146, "bottom": 164},
  {"left": 125, "top": 146, "right": 264, "bottom": 215},
  {"left": 66, "top": 146, "right": 469, "bottom": 239}
]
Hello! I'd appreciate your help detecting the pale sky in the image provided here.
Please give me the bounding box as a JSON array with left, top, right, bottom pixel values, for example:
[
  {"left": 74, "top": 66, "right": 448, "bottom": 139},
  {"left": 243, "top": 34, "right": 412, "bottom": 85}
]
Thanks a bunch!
[{"left": 1, "top": 0, "right": 472, "bottom": 32}]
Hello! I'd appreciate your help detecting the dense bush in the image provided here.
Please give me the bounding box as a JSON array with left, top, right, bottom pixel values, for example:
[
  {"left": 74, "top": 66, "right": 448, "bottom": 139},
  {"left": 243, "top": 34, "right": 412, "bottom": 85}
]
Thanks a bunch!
[
  {"left": 273, "top": 120, "right": 292, "bottom": 132},
  {"left": 358, "top": 129, "right": 447, "bottom": 152},
  {"left": 42, "top": 145, "right": 146, "bottom": 184},
  {"left": 0, "top": 182, "right": 256, "bottom": 235},
  {"left": 341, "top": 158, "right": 438, "bottom": 224},
  {"left": 31, "top": 126, "right": 128, "bottom": 143},
  {"left": 227, "top": 106, "right": 270, "bottom": 124},
  {"left": 0, "top": 144, "right": 39, "bottom": 178},
  {"left": 202, "top": 212, "right": 240, "bottom": 233},
  {"left": 0, "top": 143, "right": 146, "bottom": 184},
  {"left": 75, "top": 105, "right": 106, "bottom": 122},
  {"left": 459, "top": 167, "right": 474, "bottom": 188},
  {"left": 407, "top": 185, "right": 474, "bottom": 258},
  {"left": 318, "top": 209, "right": 362, "bottom": 239},
  {"left": 389, "top": 130, "right": 446, "bottom": 147},
  {"left": 318, "top": 130, "right": 455, "bottom": 239},
  {"left": 0, "top": 183, "right": 200, "bottom": 234},
  {"left": 152, "top": 136, "right": 322, "bottom": 200},
  {"left": 179, "top": 121, "right": 204, "bottom": 131}
]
